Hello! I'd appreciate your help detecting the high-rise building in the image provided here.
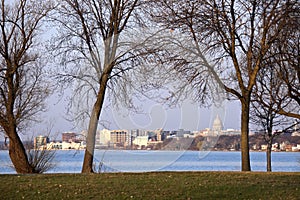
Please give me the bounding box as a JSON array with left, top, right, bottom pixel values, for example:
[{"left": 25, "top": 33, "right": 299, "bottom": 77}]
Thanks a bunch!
[{"left": 110, "top": 130, "right": 128, "bottom": 147}]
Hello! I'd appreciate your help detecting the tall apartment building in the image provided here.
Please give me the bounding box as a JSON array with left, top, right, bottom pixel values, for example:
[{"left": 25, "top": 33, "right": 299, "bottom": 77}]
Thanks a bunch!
[{"left": 110, "top": 130, "right": 128, "bottom": 147}]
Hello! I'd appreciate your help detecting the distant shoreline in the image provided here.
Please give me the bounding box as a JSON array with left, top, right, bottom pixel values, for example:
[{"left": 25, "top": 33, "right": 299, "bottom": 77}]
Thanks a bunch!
[{"left": 0, "top": 149, "right": 299, "bottom": 153}]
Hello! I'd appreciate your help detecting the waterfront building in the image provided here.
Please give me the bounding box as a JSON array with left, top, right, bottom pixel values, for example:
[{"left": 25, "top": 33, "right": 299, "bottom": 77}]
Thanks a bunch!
[
  {"left": 291, "top": 146, "right": 299, "bottom": 152},
  {"left": 132, "top": 136, "right": 149, "bottom": 148},
  {"left": 130, "top": 129, "right": 148, "bottom": 146},
  {"left": 183, "top": 132, "right": 195, "bottom": 138},
  {"left": 110, "top": 130, "right": 128, "bottom": 147},
  {"left": 292, "top": 131, "right": 300, "bottom": 136},
  {"left": 261, "top": 144, "right": 268, "bottom": 150},
  {"left": 155, "top": 128, "right": 163, "bottom": 141},
  {"left": 222, "top": 129, "right": 241, "bottom": 136},
  {"left": 131, "top": 129, "right": 147, "bottom": 137},
  {"left": 96, "top": 129, "right": 111, "bottom": 147},
  {"left": 47, "top": 141, "right": 83, "bottom": 150},
  {"left": 176, "top": 129, "right": 191, "bottom": 138},
  {"left": 62, "top": 132, "right": 77, "bottom": 143},
  {"left": 34, "top": 135, "right": 49, "bottom": 149}
]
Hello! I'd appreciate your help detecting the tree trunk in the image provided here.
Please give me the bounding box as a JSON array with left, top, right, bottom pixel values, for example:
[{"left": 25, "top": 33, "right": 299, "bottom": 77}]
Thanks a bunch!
[
  {"left": 267, "top": 143, "right": 272, "bottom": 172},
  {"left": 81, "top": 105, "right": 100, "bottom": 173},
  {"left": 7, "top": 128, "right": 34, "bottom": 173},
  {"left": 240, "top": 99, "right": 251, "bottom": 171},
  {"left": 81, "top": 75, "right": 109, "bottom": 173}
]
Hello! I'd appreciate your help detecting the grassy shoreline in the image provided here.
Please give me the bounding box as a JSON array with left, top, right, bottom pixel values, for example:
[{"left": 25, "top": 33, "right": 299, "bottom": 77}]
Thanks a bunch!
[{"left": 1, "top": 171, "right": 299, "bottom": 199}]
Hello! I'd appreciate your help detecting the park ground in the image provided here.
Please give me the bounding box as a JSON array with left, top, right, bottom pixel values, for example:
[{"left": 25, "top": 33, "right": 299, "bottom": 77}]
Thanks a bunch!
[{"left": 0, "top": 171, "right": 299, "bottom": 199}]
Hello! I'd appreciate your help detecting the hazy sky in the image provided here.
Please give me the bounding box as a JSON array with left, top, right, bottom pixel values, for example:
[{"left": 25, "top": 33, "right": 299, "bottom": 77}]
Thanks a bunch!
[
  {"left": 19, "top": 8, "right": 244, "bottom": 138},
  {"left": 30, "top": 92, "right": 241, "bottom": 138}
]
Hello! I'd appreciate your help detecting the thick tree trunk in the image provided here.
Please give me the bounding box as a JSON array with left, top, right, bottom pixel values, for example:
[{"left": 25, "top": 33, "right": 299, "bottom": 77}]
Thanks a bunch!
[
  {"left": 7, "top": 128, "right": 34, "bottom": 173},
  {"left": 81, "top": 103, "right": 102, "bottom": 173},
  {"left": 81, "top": 75, "right": 109, "bottom": 173},
  {"left": 267, "top": 143, "right": 272, "bottom": 172},
  {"left": 241, "top": 100, "right": 251, "bottom": 171}
]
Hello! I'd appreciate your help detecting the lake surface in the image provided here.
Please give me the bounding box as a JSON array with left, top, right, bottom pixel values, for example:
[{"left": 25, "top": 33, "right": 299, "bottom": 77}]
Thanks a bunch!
[{"left": 0, "top": 150, "right": 299, "bottom": 173}]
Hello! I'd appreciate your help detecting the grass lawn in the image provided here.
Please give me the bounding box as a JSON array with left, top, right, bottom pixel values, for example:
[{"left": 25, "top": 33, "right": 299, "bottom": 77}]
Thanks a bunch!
[{"left": 0, "top": 172, "right": 299, "bottom": 199}]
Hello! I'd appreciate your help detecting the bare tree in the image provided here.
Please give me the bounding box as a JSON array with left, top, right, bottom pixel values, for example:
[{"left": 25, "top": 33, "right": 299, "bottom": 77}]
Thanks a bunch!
[
  {"left": 252, "top": 8, "right": 300, "bottom": 171},
  {"left": 53, "top": 0, "right": 146, "bottom": 173},
  {"left": 150, "top": 0, "right": 297, "bottom": 171},
  {"left": 0, "top": 0, "right": 53, "bottom": 173},
  {"left": 274, "top": 7, "right": 300, "bottom": 119},
  {"left": 251, "top": 64, "right": 291, "bottom": 172},
  {"left": 251, "top": 12, "right": 300, "bottom": 170}
]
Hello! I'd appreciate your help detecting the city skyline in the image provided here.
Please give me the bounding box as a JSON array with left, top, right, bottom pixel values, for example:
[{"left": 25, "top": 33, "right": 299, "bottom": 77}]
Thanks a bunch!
[{"left": 30, "top": 94, "right": 242, "bottom": 138}]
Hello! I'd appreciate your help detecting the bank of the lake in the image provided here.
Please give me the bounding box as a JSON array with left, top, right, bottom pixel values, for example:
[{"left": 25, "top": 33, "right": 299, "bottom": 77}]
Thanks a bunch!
[{"left": 0, "top": 172, "right": 299, "bottom": 200}]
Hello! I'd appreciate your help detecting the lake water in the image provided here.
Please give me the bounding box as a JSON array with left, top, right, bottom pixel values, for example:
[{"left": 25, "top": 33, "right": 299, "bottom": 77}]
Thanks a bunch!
[{"left": 0, "top": 150, "right": 299, "bottom": 173}]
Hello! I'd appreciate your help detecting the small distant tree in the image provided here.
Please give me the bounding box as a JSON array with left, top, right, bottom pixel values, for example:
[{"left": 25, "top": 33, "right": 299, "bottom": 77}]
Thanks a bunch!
[
  {"left": 251, "top": 7, "right": 300, "bottom": 171},
  {"left": 0, "top": 0, "right": 53, "bottom": 173},
  {"left": 251, "top": 65, "right": 291, "bottom": 172}
]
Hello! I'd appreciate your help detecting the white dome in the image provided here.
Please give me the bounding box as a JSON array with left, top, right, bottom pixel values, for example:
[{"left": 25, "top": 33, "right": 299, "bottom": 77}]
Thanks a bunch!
[{"left": 212, "top": 115, "right": 223, "bottom": 131}]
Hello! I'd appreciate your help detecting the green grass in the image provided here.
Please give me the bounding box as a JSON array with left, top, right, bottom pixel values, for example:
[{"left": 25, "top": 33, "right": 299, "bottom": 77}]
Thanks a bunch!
[{"left": 0, "top": 172, "right": 299, "bottom": 199}]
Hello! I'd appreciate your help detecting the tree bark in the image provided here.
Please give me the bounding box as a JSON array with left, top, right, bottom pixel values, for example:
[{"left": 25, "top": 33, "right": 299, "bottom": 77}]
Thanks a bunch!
[
  {"left": 81, "top": 74, "right": 109, "bottom": 173},
  {"left": 267, "top": 143, "right": 272, "bottom": 172},
  {"left": 241, "top": 99, "right": 251, "bottom": 171},
  {"left": 6, "top": 127, "right": 34, "bottom": 173}
]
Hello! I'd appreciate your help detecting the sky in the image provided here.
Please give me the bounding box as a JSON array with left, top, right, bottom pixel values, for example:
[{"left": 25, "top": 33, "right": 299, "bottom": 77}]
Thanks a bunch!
[
  {"left": 29, "top": 92, "right": 241, "bottom": 139},
  {"left": 1, "top": 1, "right": 242, "bottom": 139}
]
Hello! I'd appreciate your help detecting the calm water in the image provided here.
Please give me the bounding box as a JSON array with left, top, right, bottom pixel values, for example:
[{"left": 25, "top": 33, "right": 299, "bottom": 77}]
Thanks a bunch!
[{"left": 0, "top": 150, "right": 299, "bottom": 173}]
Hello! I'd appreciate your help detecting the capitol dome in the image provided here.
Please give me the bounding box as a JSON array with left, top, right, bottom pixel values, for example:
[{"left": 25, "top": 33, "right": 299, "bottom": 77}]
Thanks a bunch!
[{"left": 212, "top": 115, "right": 223, "bottom": 131}]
